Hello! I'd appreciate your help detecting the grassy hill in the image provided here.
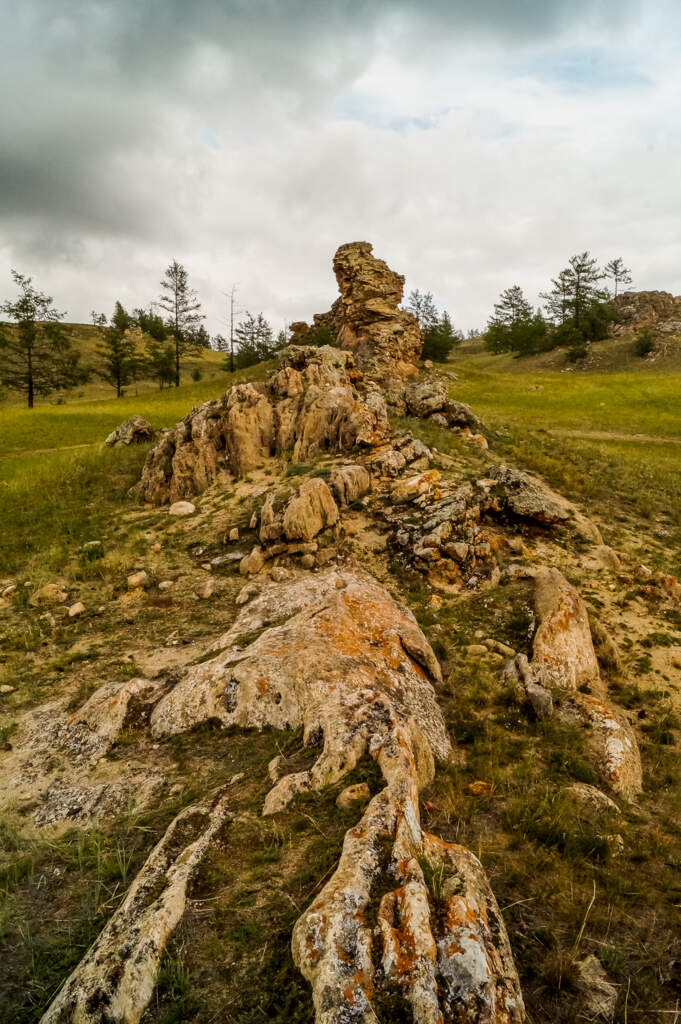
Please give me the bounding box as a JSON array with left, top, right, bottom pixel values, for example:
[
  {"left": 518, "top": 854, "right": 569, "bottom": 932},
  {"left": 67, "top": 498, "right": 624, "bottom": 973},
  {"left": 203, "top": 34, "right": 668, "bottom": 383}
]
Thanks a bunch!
[{"left": 0, "top": 322, "right": 229, "bottom": 408}]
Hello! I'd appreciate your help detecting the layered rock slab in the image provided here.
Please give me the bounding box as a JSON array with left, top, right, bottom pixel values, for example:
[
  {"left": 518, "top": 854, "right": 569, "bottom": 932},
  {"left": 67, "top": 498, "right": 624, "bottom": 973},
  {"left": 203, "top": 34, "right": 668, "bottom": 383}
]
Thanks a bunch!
[
  {"left": 149, "top": 568, "right": 525, "bottom": 1021},
  {"left": 41, "top": 788, "right": 232, "bottom": 1024},
  {"left": 509, "top": 566, "right": 642, "bottom": 798}
]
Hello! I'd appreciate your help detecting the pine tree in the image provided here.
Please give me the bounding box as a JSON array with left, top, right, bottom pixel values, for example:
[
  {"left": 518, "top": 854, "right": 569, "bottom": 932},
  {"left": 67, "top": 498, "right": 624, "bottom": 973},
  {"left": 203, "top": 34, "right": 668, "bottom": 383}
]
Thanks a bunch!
[
  {"left": 157, "top": 260, "right": 204, "bottom": 386},
  {"left": 604, "top": 258, "right": 633, "bottom": 298},
  {"left": 0, "top": 271, "right": 84, "bottom": 408},
  {"left": 92, "top": 302, "right": 138, "bottom": 398}
]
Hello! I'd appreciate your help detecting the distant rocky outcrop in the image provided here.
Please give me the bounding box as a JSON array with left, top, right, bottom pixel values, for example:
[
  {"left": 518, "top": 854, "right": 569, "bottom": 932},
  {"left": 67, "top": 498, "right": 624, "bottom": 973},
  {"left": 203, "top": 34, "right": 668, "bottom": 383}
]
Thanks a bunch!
[{"left": 611, "top": 290, "right": 681, "bottom": 334}]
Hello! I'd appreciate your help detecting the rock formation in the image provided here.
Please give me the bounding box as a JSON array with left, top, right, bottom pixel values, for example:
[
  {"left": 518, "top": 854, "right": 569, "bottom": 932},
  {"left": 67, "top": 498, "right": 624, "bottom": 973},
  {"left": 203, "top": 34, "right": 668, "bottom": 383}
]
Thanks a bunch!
[
  {"left": 611, "top": 289, "right": 681, "bottom": 334},
  {"left": 41, "top": 788, "right": 232, "bottom": 1024},
  {"left": 507, "top": 567, "right": 642, "bottom": 798},
  {"left": 105, "top": 415, "right": 153, "bottom": 447},
  {"left": 132, "top": 345, "right": 388, "bottom": 504},
  {"left": 40, "top": 569, "right": 524, "bottom": 1023},
  {"left": 329, "top": 240, "right": 423, "bottom": 383}
]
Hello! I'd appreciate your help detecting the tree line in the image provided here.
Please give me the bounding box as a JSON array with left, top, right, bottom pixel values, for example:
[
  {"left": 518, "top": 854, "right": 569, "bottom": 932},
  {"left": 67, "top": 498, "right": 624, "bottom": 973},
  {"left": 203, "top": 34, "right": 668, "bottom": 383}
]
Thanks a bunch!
[
  {"left": 0, "top": 261, "right": 292, "bottom": 407},
  {"left": 485, "top": 255, "right": 633, "bottom": 360}
]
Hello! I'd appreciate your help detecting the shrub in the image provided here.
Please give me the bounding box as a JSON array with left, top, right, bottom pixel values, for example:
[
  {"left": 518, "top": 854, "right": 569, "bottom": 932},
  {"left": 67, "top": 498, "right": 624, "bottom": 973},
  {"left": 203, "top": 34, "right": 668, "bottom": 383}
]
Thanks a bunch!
[{"left": 633, "top": 327, "right": 656, "bottom": 358}]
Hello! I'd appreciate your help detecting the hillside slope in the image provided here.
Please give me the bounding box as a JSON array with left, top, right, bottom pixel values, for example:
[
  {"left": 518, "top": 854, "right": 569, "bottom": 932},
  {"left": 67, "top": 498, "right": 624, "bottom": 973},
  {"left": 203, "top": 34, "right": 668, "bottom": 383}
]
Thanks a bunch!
[{"left": 1, "top": 245, "right": 680, "bottom": 1024}]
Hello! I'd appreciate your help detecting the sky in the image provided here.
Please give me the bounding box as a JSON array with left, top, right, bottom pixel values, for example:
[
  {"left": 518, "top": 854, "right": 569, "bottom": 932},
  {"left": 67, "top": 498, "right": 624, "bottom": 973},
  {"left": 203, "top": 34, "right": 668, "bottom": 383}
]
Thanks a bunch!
[{"left": 1, "top": 0, "right": 679, "bottom": 336}]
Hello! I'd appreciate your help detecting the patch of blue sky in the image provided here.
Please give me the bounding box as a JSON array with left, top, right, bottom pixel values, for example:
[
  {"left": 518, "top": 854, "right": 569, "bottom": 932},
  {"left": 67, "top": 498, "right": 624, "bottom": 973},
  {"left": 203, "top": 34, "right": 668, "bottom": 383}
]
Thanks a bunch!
[
  {"left": 200, "top": 129, "right": 221, "bottom": 150},
  {"left": 514, "top": 47, "right": 652, "bottom": 93},
  {"left": 331, "top": 91, "right": 452, "bottom": 131}
]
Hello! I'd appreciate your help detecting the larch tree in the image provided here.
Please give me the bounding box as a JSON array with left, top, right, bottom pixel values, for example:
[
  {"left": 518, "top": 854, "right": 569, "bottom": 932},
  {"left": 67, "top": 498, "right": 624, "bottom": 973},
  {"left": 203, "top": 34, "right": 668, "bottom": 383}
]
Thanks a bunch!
[
  {"left": 406, "top": 289, "right": 439, "bottom": 332},
  {"left": 604, "top": 258, "right": 633, "bottom": 298},
  {"left": 157, "top": 260, "right": 205, "bottom": 386},
  {"left": 0, "top": 271, "right": 84, "bottom": 408}
]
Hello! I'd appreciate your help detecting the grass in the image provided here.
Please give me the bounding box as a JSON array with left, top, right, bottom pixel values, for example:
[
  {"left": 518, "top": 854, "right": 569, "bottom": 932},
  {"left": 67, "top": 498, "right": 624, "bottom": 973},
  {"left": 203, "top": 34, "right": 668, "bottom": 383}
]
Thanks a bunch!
[{"left": 0, "top": 360, "right": 273, "bottom": 460}]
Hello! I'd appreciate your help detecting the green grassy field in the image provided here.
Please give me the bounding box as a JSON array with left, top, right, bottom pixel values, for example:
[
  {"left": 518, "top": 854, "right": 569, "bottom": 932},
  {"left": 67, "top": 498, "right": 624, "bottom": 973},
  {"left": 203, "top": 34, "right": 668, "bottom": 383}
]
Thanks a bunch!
[
  {"left": 0, "top": 362, "right": 273, "bottom": 575},
  {"left": 448, "top": 352, "right": 681, "bottom": 571}
]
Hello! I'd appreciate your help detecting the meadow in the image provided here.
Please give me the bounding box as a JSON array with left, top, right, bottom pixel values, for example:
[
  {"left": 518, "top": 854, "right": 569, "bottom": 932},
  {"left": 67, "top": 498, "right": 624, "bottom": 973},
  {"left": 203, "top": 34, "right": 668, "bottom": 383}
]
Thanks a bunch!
[{"left": 0, "top": 360, "right": 273, "bottom": 575}]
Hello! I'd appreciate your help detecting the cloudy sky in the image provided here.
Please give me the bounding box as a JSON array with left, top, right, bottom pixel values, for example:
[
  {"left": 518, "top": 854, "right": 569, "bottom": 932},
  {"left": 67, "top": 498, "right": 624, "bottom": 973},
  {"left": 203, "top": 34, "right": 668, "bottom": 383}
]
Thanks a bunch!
[{"left": 1, "top": 0, "right": 679, "bottom": 336}]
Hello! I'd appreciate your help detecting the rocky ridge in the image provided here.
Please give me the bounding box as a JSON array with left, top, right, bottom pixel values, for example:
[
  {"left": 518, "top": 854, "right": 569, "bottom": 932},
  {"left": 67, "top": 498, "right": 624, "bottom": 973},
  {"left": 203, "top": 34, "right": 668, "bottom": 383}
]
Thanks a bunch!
[{"left": 1, "top": 242, "right": 672, "bottom": 1023}]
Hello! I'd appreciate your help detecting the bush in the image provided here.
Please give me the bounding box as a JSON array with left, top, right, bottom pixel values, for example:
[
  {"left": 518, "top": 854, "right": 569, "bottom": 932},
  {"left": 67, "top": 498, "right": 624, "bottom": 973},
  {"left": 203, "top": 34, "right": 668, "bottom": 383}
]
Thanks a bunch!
[
  {"left": 191, "top": 367, "right": 202, "bottom": 382},
  {"left": 634, "top": 327, "right": 656, "bottom": 358}
]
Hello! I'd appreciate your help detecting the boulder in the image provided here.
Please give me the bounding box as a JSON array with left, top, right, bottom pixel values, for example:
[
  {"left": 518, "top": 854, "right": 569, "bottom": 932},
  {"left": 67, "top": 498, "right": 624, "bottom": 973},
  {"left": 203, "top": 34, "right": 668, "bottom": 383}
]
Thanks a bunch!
[
  {"left": 105, "top": 416, "right": 153, "bottom": 447},
  {"left": 329, "top": 463, "right": 371, "bottom": 506}
]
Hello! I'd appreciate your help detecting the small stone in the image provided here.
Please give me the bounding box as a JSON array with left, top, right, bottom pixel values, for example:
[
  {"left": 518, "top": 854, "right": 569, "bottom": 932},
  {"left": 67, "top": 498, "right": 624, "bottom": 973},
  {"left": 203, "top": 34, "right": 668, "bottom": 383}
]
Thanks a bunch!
[
  {"left": 236, "top": 582, "right": 260, "bottom": 605},
  {"left": 268, "top": 755, "right": 284, "bottom": 783},
  {"left": 1, "top": 584, "right": 16, "bottom": 599},
  {"left": 575, "top": 956, "right": 618, "bottom": 1021},
  {"left": 300, "top": 554, "right": 316, "bottom": 569},
  {"left": 83, "top": 540, "right": 103, "bottom": 551},
  {"left": 336, "top": 782, "right": 371, "bottom": 810},
  {"left": 158, "top": 580, "right": 173, "bottom": 591},
  {"left": 486, "top": 638, "right": 516, "bottom": 658},
  {"left": 198, "top": 579, "right": 215, "bottom": 600},
  {"left": 169, "top": 501, "right": 196, "bottom": 516},
  {"left": 230, "top": 772, "right": 245, "bottom": 785},
  {"left": 201, "top": 562, "right": 212, "bottom": 571},
  {"left": 127, "top": 571, "right": 149, "bottom": 590},
  {"left": 467, "top": 644, "right": 488, "bottom": 657},
  {"left": 240, "top": 547, "right": 265, "bottom": 576},
  {"left": 526, "top": 681, "right": 553, "bottom": 719},
  {"left": 316, "top": 548, "right": 337, "bottom": 566},
  {"left": 0, "top": 685, "right": 15, "bottom": 695},
  {"left": 151, "top": 542, "right": 162, "bottom": 553},
  {"left": 467, "top": 780, "right": 492, "bottom": 797},
  {"left": 68, "top": 602, "right": 86, "bottom": 618},
  {"left": 269, "top": 566, "right": 292, "bottom": 583},
  {"left": 29, "top": 583, "right": 67, "bottom": 607},
  {"left": 39, "top": 613, "right": 56, "bottom": 629},
  {"left": 229, "top": 527, "right": 239, "bottom": 542},
  {"left": 445, "top": 542, "right": 469, "bottom": 562},
  {"left": 249, "top": 510, "right": 259, "bottom": 529}
]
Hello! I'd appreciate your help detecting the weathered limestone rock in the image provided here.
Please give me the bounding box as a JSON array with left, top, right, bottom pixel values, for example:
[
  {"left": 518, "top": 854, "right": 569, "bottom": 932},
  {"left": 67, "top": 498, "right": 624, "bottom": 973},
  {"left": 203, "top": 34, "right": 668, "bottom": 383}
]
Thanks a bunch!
[
  {"left": 405, "top": 379, "right": 484, "bottom": 433},
  {"left": 532, "top": 567, "right": 601, "bottom": 691},
  {"left": 329, "top": 463, "right": 371, "bottom": 506},
  {"left": 282, "top": 478, "right": 339, "bottom": 542},
  {"left": 41, "top": 788, "right": 232, "bottom": 1024},
  {"left": 132, "top": 346, "right": 388, "bottom": 504},
  {"left": 146, "top": 569, "right": 524, "bottom": 1020},
  {"left": 489, "top": 465, "right": 571, "bottom": 527},
  {"left": 329, "top": 241, "right": 423, "bottom": 383},
  {"left": 150, "top": 569, "right": 448, "bottom": 795},
  {"left": 509, "top": 567, "right": 642, "bottom": 798},
  {"left": 104, "top": 415, "right": 153, "bottom": 447},
  {"left": 611, "top": 289, "right": 681, "bottom": 333}
]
